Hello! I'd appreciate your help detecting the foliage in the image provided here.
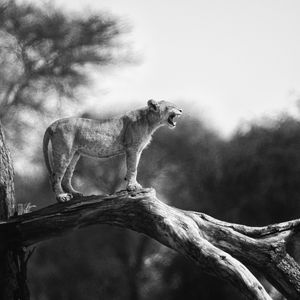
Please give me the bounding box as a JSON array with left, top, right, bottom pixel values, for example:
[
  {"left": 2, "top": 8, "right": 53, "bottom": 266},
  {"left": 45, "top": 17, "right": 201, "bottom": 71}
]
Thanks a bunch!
[
  {"left": 218, "top": 117, "right": 300, "bottom": 224},
  {"left": 0, "top": 0, "right": 125, "bottom": 125}
]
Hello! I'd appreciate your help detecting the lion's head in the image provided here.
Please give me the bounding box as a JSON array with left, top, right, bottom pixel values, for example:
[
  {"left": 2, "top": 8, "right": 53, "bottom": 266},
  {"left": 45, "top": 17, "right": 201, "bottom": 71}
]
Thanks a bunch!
[{"left": 147, "top": 99, "right": 182, "bottom": 129}]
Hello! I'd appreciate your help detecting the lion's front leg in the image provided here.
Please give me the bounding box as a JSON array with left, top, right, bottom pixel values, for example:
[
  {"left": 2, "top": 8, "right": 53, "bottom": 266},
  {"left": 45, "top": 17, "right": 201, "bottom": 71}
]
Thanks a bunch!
[{"left": 125, "top": 148, "right": 143, "bottom": 191}]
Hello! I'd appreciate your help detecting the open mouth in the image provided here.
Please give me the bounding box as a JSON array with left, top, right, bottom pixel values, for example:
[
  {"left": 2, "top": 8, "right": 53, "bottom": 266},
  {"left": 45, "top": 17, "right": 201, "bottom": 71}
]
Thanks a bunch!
[{"left": 168, "top": 113, "right": 181, "bottom": 127}]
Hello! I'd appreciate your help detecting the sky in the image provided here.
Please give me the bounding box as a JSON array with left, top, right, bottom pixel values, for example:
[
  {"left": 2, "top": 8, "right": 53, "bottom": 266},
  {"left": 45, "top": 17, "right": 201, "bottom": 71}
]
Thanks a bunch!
[{"left": 48, "top": 1, "right": 300, "bottom": 135}]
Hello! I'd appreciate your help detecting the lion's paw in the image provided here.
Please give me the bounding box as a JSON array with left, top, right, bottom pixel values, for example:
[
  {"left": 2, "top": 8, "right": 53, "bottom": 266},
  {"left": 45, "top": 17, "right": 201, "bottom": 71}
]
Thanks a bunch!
[
  {"left": 127, "top": 182, "right": 143, "bottom": 192},
  {"left": 56, "top": 193, "right": 73, "bottom": 203}
]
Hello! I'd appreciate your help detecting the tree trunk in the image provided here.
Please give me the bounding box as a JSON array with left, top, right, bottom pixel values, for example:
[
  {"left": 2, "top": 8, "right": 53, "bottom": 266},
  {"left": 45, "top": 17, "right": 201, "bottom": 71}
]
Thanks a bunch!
[
  {"left": 0, "top": 121, "right": 15, "bottom": 219},
  {"left": 0, "top": 121, "right": 30, "bottom": 300}
]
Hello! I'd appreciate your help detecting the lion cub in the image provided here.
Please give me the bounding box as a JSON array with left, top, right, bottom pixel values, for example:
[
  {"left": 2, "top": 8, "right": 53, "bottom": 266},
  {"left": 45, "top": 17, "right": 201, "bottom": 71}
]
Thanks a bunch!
[{"left": 43, "top": 99, "right": 182, "bottom": 202}]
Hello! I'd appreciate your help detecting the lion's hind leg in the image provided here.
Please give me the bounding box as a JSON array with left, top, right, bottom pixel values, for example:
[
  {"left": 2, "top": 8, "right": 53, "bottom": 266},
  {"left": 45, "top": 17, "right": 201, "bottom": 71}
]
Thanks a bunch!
[
  {"left": 52, "top": 148, "right": 75, "bottom": 203},
  {"left": 61, "top": 152, "right": 82, "bottom": 198}
]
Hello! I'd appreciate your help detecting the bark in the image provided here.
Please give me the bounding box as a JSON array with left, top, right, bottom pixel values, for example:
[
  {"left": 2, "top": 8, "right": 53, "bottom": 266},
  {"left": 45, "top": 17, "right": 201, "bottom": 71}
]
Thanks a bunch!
[
  {"left": 0, "top": 122, "right": 15, "bottom": 219},
  {"left": 3, "top": 189, "right": 300, "bottom": 299}
]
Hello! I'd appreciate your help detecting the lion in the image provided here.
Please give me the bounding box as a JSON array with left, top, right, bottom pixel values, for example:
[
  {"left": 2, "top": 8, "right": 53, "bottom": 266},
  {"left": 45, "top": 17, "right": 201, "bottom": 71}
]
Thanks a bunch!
[{"left": 43, "top": 99, "right": 182, "bottom": 202}]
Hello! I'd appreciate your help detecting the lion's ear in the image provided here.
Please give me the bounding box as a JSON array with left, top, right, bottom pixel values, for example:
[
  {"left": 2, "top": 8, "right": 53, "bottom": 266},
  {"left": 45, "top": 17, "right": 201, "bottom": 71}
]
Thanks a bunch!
[{"left": 147, "top": 99, "right": 159, "bottom": 112}]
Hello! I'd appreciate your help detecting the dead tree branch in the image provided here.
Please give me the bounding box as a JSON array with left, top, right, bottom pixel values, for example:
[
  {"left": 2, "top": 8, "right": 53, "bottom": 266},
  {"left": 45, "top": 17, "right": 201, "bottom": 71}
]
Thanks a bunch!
[{"left": 2, "top": 189, "right": 300, "bottom": 299}]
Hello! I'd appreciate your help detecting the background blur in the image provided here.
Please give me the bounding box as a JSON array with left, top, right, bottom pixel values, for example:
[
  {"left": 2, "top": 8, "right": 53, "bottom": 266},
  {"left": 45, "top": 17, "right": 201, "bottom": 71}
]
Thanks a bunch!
[{"left": 1, "top": 0, "right": 300, "bottom": 299}]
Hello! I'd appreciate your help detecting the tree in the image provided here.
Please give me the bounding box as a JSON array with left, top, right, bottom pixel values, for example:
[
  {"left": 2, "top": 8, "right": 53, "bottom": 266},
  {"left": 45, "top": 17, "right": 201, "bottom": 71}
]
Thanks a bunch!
[
  {"left": 2, "top": 119, "right": 300, "bottom": 300},
  {"left": 0, "top": 0, "right": 126, "bottom": 126},
  {"left": 218, "top": 117, "right": 300, "bottom": 224}
]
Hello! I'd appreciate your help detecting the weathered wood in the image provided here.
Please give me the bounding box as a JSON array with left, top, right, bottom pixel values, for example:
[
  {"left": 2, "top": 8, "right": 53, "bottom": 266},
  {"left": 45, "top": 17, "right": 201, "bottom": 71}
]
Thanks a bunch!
[
  {"left": 0, "top": 121, "right": 15, "bottom": 219},
  {"left": 4, "top": 189, "right": 300, "bottom": 299}
]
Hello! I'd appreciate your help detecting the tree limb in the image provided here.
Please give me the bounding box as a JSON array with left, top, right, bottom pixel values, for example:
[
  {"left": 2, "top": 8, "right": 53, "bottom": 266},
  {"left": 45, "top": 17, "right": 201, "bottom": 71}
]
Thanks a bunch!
[{"left": 2, "top": 189, "right": 300, "bottom": 299}]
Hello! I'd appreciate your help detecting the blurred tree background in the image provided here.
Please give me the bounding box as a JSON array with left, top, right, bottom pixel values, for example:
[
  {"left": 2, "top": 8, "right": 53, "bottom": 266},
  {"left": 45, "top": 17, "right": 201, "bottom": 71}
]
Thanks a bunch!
[{"left": 1, "top": 1, "right": 300, "bottom": 299}]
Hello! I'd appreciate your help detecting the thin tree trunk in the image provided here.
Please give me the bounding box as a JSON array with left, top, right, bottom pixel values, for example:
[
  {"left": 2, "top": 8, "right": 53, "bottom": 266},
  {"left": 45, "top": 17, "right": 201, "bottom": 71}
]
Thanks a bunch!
[
  {"left": 0, "top": 121, "right": 15, "bottom": 219},
  {"left": 0, "top": 121, "right": 30, "bottom": 300}
]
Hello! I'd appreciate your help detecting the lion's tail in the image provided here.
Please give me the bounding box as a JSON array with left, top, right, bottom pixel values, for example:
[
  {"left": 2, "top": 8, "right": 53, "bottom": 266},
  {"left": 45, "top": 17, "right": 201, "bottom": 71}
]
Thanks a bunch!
[{"left": 43, "top": 126, "right": 53, "bottom": 175}]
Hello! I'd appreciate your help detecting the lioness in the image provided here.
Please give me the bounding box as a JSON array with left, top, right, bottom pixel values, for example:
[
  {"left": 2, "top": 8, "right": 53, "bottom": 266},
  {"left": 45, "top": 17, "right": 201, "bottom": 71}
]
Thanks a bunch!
[{"left": 43, "top": 99, "right": 182, "bottom": 202}]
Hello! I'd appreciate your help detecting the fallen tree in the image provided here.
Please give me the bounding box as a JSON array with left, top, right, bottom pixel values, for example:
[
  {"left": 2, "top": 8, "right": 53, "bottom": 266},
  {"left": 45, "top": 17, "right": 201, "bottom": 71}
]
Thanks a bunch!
[{"left": 1, "top": 122, "right": 300, "bottom": 300}]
